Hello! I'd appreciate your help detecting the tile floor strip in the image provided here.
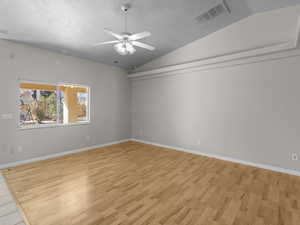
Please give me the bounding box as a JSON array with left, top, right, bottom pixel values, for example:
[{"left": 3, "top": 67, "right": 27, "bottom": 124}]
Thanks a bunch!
[{"left": 0, "top": 172, "right": 25, "bottom": 225}]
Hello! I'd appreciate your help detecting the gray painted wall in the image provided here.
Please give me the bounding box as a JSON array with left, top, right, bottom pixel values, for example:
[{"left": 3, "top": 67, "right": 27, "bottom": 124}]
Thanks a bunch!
[
  {"left": 131, "top": 7, "right": 300, "bottom": 172},
  {"left": 131, "top": 56, "right": 300, "bottom": 172},
  {"left": 0, "top": 40, "right": 131, "bottom": 165}
]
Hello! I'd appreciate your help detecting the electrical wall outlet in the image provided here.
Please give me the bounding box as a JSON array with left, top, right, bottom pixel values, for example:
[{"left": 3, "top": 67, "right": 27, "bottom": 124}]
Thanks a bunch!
[
  {"left": 197, "top": 140, "right": 201, "bottom": 145},
  {"left": 139, "top": 129, "right": 143, "bottom": 136},
  {"left": 9, "top": 147, "right": 15, "bottom": 155},
  {"left": 292, "top": 153, "right": 298, "bottom": 161},
  {"left": 9, "top": 146, "right": 23, "bottom": 154},
  {"left": 85, "top": 136, "right": 91, "bottom": 142},
  {"left": 1, "top": 113, "right": 13, "bottom": 120},
  {"left": 17, "top": 146, "right": 23, "bottom": 153}
]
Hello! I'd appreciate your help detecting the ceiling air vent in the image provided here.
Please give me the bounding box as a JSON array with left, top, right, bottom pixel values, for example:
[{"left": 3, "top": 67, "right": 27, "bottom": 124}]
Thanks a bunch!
[{"left": 196, "top": 0, "right": 231, "bottom": 24}]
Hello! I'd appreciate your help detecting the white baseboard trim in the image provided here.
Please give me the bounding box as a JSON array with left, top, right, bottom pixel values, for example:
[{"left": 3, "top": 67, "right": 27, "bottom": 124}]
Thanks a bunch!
[
  {"left": 131, "top": 138, "right": 300, "bottom": 177},
  {"left": 0, "top": 139, "right": 131, "bottom": 169}
]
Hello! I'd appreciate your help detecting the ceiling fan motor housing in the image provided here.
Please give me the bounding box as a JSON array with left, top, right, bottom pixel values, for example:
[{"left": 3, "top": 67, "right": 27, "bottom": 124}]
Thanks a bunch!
[
  {"left": 121, "top": 32, "right": 132, "bottom": 38},
  {"left": 121, "top": 4, "right": 131, "bottom": 12}
]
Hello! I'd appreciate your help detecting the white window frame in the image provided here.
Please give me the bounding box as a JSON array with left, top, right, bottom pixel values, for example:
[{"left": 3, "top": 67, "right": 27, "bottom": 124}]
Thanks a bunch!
[{"left": 19, "top": 80, "right": 91, "bottom": 130}]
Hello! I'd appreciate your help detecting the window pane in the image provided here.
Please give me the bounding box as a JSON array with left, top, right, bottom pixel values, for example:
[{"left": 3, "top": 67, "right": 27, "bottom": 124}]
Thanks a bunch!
[
  {"left": 19, "top": 82, "right": 90, "bottom": 128},
  {"left": 77, "top": 92, "right": 88, "bottom": 122},
  {"left": 57, "top": 84, "right": 89, "bottom": 124},
  {"left": 20, "top": 83, "right": 57, "bottom": 126}
]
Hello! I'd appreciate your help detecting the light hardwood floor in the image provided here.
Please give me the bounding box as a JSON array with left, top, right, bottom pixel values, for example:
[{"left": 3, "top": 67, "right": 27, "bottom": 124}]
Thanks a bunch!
[{"left": 2, "top": 141, "right": 300, "bottom": 225}]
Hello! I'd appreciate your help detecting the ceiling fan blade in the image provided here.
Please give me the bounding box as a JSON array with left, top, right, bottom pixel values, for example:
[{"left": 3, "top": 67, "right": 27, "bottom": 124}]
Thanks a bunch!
[
  {"left": 94, "top": 40, "right": 119, "bottom": 46},
  {"left": 132, "top": 41, "right": 155, "bottom": 51},
  {"left": 104, "top": 29, "right": 123, "bottom": 40},
  {"left": 130, "top": 31, "right": 151, "bottom": 40}
]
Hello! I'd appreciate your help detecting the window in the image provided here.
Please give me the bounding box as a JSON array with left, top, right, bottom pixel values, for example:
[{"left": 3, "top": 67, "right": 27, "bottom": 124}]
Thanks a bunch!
[{"left": 19, "top": 81, "right": 90, "bottom": 128}]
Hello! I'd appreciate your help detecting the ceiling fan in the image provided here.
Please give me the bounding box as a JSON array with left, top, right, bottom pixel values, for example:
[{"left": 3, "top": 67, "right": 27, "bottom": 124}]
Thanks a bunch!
[{"left": 94, "top": 4, "right": 155, "bottom": 55}]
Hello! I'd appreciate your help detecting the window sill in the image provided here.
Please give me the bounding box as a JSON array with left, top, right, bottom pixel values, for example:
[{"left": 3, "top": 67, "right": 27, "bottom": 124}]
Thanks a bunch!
[{"left": 19, "top": 121, "right": 91, "bottom": 130}]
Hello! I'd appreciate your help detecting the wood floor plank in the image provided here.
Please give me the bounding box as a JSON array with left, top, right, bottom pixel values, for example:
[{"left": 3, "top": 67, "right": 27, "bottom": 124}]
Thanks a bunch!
[{"left": 2, "top": 141, "right": 300, "bottom": 225}]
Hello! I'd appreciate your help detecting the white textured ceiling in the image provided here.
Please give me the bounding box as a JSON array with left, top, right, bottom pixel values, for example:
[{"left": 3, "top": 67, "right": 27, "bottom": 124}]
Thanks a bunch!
[{"left": 0, "top": 0, "right": 299, "bottom": 69}]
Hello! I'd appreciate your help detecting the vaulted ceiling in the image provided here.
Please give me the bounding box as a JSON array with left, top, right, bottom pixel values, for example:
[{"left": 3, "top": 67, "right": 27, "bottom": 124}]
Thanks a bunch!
[{"left": 0, "top": 0, "right": 299, "bottom": 69}]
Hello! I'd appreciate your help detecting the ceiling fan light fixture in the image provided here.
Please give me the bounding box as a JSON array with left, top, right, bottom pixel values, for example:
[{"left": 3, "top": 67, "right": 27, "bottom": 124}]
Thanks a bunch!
[
  {"left": 125, "top": 42, "right": 136, "bottom": 54},
  {"left": 114, "top": 43, "right": 127, "bottom": 55},
  {"left": 114, "top": 42, "right": 135, "bottom": 55}
]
